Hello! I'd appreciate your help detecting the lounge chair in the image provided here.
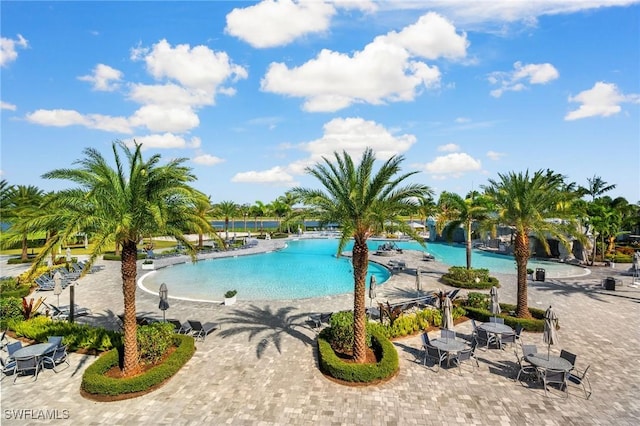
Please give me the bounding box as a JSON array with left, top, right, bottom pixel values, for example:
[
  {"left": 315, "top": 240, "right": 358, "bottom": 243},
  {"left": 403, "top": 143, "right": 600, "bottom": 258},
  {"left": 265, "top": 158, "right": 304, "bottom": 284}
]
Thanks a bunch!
[
  {"left": 167, "top": 319, "right": 192, "bottom": 334},
  {"left": 46, "top": 303, "right": 91, "bottom": 320},
  {"left": 308, "top": 312, "right": 332, "bottom": 331},
  {"left": 0, "top": 357, "right": 16, "bottom": 381},
  {"left": 187, "top": 320, "right": 219, "bottom": 341}
]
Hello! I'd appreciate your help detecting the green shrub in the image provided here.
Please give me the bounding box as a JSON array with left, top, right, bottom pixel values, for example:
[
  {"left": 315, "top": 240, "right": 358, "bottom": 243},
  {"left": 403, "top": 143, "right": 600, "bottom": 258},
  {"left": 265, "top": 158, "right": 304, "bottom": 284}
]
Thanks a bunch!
[
  {"left": 6, "top": 257, "right": 33, "bottom": 265},
  {"left": 0, "top": 297, "right": 24, "bottom": 328},
  {"left": 463, "top": 304, "right": 545, "bottom": 332},
  {"left": 103, "top": 252, "right": 146, "bottom": 261},
  {"left": 327, "top": 311, "right": 356, "bottom": 352},
  {"left": 9, "top": 316, "right": 122, "bottom": 352},
  {"left": 81, "top": 334, "right": 195, "bottom": 397},
  {"left": 317, "top": 329, "right": 398, "bottom": 383},
  {"left": 137, "top": 322, "right": 174, "bottom": 364},
  {"left": 224, "top": 290, "right": 237, "bottom": 298},
  {"left": 0, "top": 277, "right": 31, "bottom": 299},
  {"left": 466, "top": 292, "right": 490, "bottom": 310}
]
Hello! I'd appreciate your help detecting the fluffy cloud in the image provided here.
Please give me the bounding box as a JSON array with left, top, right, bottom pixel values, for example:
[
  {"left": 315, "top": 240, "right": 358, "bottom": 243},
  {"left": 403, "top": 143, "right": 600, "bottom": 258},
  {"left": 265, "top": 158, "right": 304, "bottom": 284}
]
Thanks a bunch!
[
  {"left": 486, "top": 150, "right": 506, "bottom": 160},
  {"left": 192, "top": 153, "right": 225, "bottom": 166},
  {"left": 261, "top": 12, "right": 466, "bottom": 112},
  {"left": 225, "top": 0, "right": 336, "bottom": 48},
  {"left": 231, "top": 166, "right": 296, "bottom": 186},
  {"left": 565, "top": 82, "right": 640, "bottom": 120},
  {"left": 129, "top": 105, "right": 200, "bottom": 133},
  {"left": 130, "top": 134, "right": 202, "bottom": 150},
  {"left": 489, "top": 61, "right": 559, "bottom": 97},
  {"left": 418, "top": 152, "right": 482, "bottom": 178},
  {"left": 1, "top": 101, "right": 16, "bottom": 111},
  {"left": 0, "top": 35, "right": 28, "bottom": 67},
  {"left": 437, "top": 143, "right": 460, "bottom": 152},
  {"left": 25, "top": 109, "right": 132, "bottom": 133},
  {"left": 78, "top": 64, "right": 123, "bottom": 91}
]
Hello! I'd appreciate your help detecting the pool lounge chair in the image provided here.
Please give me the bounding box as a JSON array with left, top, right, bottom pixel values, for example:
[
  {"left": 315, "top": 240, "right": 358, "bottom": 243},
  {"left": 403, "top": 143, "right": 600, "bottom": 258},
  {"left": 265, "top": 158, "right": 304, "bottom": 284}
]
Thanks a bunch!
[
  {"left": 167, "top": 319, "right": 192, "bottom": 334},
  {"left": 45, "top": 303, "right": 92, "bottom": 320},
  {"left": 187, "top": 320, "right": 219, "bottom": 341}
]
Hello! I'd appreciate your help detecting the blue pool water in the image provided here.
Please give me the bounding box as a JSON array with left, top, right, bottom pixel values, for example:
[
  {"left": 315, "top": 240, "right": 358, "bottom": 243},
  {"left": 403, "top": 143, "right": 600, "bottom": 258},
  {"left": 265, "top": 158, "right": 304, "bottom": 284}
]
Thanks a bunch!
[{"left": 140, "top": 239, "right": 586, "bottom": 301}]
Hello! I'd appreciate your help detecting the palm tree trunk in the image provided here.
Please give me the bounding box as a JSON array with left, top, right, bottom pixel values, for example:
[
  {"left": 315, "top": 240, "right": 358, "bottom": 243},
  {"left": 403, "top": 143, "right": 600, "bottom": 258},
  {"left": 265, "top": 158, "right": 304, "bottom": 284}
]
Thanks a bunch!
[
  {"left": 121, "top": 240, "right": 141, "bottom": 377},
  {"left": 352, "top": 234, "right": 368, "bottom": 363},
  {"left": 21, "top": 235, "right": 28, "bottom": 261},
  {"left": 465, "top": 221, "right": 472, "bottom": 270},
  {"left": 198, "top": 233, "right": 203, "bottom": 248},
  {"left": 513, "top": 232, "right": 532, "bottom": 318}
]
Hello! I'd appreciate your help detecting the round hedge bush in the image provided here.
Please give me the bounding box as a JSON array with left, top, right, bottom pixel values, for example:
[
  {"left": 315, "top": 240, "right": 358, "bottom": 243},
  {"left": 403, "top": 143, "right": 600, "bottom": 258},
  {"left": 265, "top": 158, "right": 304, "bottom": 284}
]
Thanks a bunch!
[
  {"left": 81, "top": 334, "right": 195, "bottom": 400},
  {"left": 317, "top": 329, "right": 398, "bottom": 384}
]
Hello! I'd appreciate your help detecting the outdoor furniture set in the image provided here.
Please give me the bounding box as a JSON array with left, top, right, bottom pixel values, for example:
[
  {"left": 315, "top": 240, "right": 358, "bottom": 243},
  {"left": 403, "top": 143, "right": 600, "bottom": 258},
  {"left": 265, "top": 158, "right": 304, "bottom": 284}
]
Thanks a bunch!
[{"left": 1, "top": 335, "right": 69, "bottom": 383}]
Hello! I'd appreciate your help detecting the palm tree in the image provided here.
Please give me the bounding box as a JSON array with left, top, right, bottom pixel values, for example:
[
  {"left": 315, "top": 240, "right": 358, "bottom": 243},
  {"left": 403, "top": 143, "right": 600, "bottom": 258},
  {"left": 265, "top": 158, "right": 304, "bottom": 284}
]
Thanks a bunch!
[
  {"left": 483, "top": 170, "right": 578, "bottom": 318},
  {"left": 437, "top": 191, "right": 493, "bottom": 269},
  {"left": 190, "top": 194, "right": 219, "bottom": 249},
  {"left": 293, "top": 148, "right": 430, "bottom": 363},
  {"left": 214, "top": 201, "right": 238, "bottom": 241},
  {"left": 2, "top": 185, "right": 45, "bottom": 261},
  {"left": 30, "top": 141, "right": 208, "bottom": 377},
  {"left": 580, "top": 175, "right": 616, "bottom": 201},
  {"left": 253, "top": 200, "right": 269, "bottom": 235}
]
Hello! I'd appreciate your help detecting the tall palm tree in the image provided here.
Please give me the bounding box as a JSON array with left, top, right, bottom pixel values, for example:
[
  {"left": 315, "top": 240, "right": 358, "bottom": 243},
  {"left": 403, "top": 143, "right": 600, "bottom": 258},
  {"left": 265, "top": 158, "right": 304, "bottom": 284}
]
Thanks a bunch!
[
  {"left": 437, "top": 191, "right": 493, "bottom": 269},
  {"left": 30, "top": 141, "right": 208, "bottom": 377},
  {"left": 2, "top": 185, "right": 45, "bottom": 261},
  {"left": 214, "top": 201, "right": 238, "bottom": 241},
  {"left": 190, "top": 194, "right": 219, "bottom": 249},
  {"left": 294, "top": 148, "right": 430, "bottom": 363},
  {"left": 483, "top": 170, "right": 578, "bottom": 318},
  {"left": 580, "top": 175, "right": 617, "bottom": 201}
]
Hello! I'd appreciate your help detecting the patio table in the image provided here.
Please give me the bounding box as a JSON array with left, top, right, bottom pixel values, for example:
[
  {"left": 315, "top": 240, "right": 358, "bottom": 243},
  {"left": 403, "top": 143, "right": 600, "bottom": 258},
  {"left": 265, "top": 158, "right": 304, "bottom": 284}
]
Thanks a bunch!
[
  {"left": 430, "top": 338, "right": 466, "bottom": 366},
  {"left": 525, "top": 354, "right": 573, "bottom": 372},
  {"left": 13, "top": 342, "right": 57, "bottom": 360},
  {"left": 478, "top": 322, "right": 513, "bottom": 349}
]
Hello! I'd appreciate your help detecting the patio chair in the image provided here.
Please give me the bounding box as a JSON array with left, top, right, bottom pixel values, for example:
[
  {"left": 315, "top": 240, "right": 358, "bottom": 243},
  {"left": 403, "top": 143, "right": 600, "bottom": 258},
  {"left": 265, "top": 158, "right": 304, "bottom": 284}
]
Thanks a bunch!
[
  {"left": 0, "top": 330, "right": 7, "bottom": 351},
  {"left": 187, "top": 320, "right": 219, "bottom": 341},
  {"left": 475, "top": 328, "right": 498, "bottom": 350},
  {"left": 440, "top": 329, "right": 456, "bottom": 340},
  {"left": 489, "top": 317, "right": 505, "bottom": 324},
  {"left": 568, "top": 364, "right": 592, "bottom": 399},
  {"left": 1, "top": 356, "right": 17, "bottom": 381},
  {"left": 424, "top": 344, "right": 447, "bottom": 372},
  {"left": 13, "top": 355, "right": 41, "bottom": 383},
  {"left": 5, "top": 342, "right": 22, "bottom": 362},
  {"left": 48, "top": 304, "right": 91, "bottom": 320},
  {"left": 42, "top": 344, "right": 69, "bottom": 373},
  {"left": 470, "top": 319, "right": 478, "bottom": 338},
  {"left": 542, "top": 368, "right": 569, "bottom": 398},
  {"left": 167, "top": 319, "right": 192, "bottom": 334},
  {"left": 500, "top": 325, "right": 522, "bottom": 349},
  {"left": 451, "top": 340, "right": 479, "bottom": 374},
  {"left": 514, "top": 349, "right": 539, "bottom": 383},
  {"left": 560, "top": 349, "right": 577, "bottom": 370},
  {"left": 308, "top": 312, "right": 332, "bottom": 331}
]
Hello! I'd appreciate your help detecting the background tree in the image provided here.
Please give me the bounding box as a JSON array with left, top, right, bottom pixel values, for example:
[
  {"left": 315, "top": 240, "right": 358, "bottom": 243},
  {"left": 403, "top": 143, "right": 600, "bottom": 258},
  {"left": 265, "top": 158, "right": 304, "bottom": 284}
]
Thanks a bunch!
[
  {"left": 2, "top": 185, "right": 45, "bottom": 261},
  {"left": 437, "top": 191, "right": 493, "bottom": 269},
  {"left": 483, "top": 170, "right": 578, "bottom": 318},
  {"left": 29, "top": 141, "right": 208, "bottom": 377},
  {"left": 214, "top": 200, "right": 238, "bottom": 241},
  {"left": 293, "top": 148, "right": 430, "bottom": 363}
]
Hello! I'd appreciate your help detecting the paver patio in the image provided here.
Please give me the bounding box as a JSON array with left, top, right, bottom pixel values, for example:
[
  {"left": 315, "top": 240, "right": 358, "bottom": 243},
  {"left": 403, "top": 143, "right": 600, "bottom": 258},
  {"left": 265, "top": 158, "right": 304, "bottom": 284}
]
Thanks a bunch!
[{"left": 1, "top": 239, "right": 639, "bottom": 425}]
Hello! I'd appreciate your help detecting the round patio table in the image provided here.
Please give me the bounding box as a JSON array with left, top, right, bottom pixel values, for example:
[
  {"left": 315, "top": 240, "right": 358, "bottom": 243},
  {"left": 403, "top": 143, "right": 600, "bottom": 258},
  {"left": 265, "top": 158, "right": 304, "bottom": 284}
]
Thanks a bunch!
[
  {"left": 478, "top": 322, "right": 513, "bottom": 334},
  {"left": 13, "top": 342, "right": 57, "bottom": 360},
  {"left": 525, "top": 354, "right": 573, "bottom": 372},
  {"left": 430, "top": 338, "right": 466, "bottom": 353}
]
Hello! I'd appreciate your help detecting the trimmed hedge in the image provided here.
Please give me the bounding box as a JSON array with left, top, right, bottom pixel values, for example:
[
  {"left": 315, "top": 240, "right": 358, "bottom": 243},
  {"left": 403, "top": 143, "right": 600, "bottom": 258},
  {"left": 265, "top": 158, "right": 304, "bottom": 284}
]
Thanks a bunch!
[
  {"left": 464, "top": 304, "right": 546, "bottom": 332},
  {"left": 103, "top": 252, "right": 147, "bottom": 261},
  {"left": 81, "top": 334, "right": 195, "bottom": 398},
  {"left": 441, "top": 275, "right": 500, "bottom": 289},
  {"left": 317, "top": 329, "right": 398, "bottom": 383}
]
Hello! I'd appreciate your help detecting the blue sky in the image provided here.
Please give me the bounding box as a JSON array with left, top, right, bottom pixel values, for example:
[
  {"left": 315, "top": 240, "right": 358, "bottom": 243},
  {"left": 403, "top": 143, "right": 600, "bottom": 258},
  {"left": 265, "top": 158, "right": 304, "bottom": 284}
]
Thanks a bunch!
[{"left": 2, "top": 1, "right": 639, "bottom": 205}]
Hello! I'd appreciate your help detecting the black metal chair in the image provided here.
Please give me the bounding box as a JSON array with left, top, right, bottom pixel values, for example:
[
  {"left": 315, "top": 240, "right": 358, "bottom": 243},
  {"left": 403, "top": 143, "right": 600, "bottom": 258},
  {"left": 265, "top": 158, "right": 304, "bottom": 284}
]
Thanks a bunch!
[
  {"left": 514, "top": 349, "right": 539, "bottom": 383},
  {"left": 13, "top": 355, "right": 41, "bottom": 383},
  {"left": 568, "top": 364, "right": 592, "bottom": 399},
  {"left": 560, "top": 349, "right": 577, "bottom": 370},
  {"left": 42, "top": 344, "right": 69, "bottom": 373},
  {"left": 542, "top": 368, "right": 569, "bottom": 398},
  {"left": 475, "top": 328, "right": 498, "bottom": 350},
  {"left": 451, "top": 340, "right": 479, "bottom": 374},
  {"left": 187, "top": 320, "right": 219, "bottom": 342},
  {"left": 440, "top": 329, "right": 456, "bottom": 340},
  {"left": 424, "top": 344, "right": 447, "bottom": 372}
]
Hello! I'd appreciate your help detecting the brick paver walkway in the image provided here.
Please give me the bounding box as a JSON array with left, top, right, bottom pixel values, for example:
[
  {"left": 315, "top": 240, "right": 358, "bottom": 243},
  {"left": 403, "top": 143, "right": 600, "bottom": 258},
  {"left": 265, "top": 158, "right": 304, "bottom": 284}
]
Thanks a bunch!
[{"left": 1, "top": 239, "right": 639, "bottom": 425}]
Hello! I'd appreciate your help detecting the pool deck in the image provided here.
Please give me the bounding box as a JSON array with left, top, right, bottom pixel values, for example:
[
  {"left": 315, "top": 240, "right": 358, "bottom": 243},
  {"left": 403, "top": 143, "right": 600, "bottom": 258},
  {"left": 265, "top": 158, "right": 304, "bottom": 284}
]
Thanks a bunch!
[{"left": 2, "top": 237, "right": 639, "bottom": 425}]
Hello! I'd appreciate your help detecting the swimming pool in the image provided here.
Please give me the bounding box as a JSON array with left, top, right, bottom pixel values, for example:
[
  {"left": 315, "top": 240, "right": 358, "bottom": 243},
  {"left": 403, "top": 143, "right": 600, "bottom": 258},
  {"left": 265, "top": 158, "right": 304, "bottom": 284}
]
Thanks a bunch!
[{"left": 140, "top": 238, "right": 586, "bottom": 302}]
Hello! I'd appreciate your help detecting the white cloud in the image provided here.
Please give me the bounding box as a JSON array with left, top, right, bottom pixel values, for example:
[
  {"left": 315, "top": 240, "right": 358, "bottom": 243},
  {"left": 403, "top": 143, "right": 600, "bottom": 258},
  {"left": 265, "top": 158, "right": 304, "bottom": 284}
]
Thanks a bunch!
[
  {"left": 417, "top": 152, "right": 482, "bottom": 178},
  {"left": 388, "top": 1, "right": 638, "bottom": 29},
  {"left": 329, "top": 0, "right": 377, "bottom": 12},
  {"left": 1, "top": 101, "right": 17, "bottom": 111},
  {"left": 25, "top": 109, "right": 131, "bottom": 133},
  {"left": 127, "top": 83, "right": 212, "bottom": 108},
  {"left": 78, "top": 64, "right": 123, "bottom": 91},
  {"left": 486, "top": 150, "right": 506, "bottom": 160},
  {"left": 489, "top": 61, "right": 558, "bottom": 97},
  {"left": 129, "top": 105, "right": 200, "bottom": 133},
  {"left": 0, "top": 35, "right": 28, "bottom": 67},
  {"left": 192, "top": 153, "right": 225, "bottom": 166},
  {"left": 289, "top": 117, "right": 416, "bottom": 174},
  {"left": 231, "top": 166, "right": 296, "bottom": 186},
  {"left": 261, "top": 12, "right": 466, "bottom": 112},
  {"left": 454, "top": 117, "right": 470, "bottom": 123},
  {"left": 131, "top": 39, "right": 247, "bottom": 95},
  {"left": 225, "top": 0, "right": 336, "bottom": 48},
  {"left": 437, "top": 143, "right": 460, "bottom": 152},
  {"left": 565, "top": 81, "right": 640, "bottom": 120},
  {"left": 130, "top": 134, "right": 202, "bottom": 150}
]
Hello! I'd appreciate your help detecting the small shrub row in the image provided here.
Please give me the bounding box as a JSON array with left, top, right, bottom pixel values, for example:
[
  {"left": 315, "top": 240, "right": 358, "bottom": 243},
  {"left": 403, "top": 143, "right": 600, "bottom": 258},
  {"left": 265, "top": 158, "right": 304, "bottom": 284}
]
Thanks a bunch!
[
  {"left": 441, "top": 266, "right": 500, "bottom": 289},
  {"left": 9, "top": 316, "right": 122, "bottom": 352},
  {"left": 103, "top": 252, "right": 146, "bottom": 261},
  {"left": 6, "top": 257, "right": 34, "bottom": 265},
  {"left": 317, "top": 329, "right": 398, "bottom": 383},
  {"left": 81, "top": 334, "right": 195, "bottom": 397},
  {"left": 463, "top": 305, "right": 545, "bottom": 332},
  {"left": 1, "top": 277, "right": 31, "bottom": 299}
]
